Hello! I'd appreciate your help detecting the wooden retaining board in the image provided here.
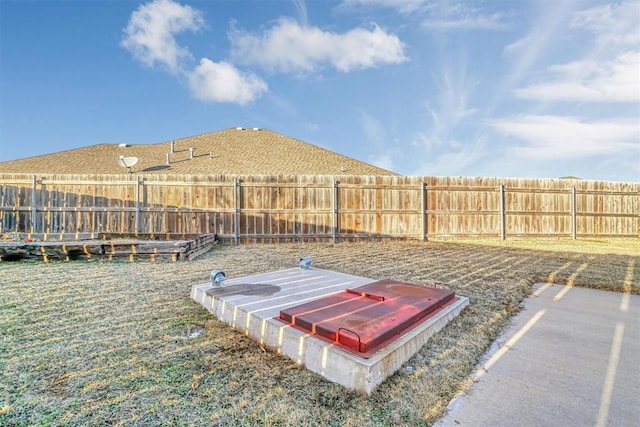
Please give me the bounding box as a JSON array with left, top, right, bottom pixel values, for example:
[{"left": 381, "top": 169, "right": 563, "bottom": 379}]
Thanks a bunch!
[{"left": 0, "top": 233, "right": 217, "bottom": 262}]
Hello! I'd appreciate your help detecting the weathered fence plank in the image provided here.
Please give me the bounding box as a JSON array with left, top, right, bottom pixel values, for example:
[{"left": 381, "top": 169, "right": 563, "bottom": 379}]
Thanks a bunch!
[{"left": 0, "top": 173, "right": 638, "bottom": 240}]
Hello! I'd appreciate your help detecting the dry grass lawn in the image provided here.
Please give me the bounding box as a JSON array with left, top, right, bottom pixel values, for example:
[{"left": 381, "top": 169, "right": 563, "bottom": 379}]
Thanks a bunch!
[{"left": 1, "top": 239, "right": 638, "bottom": 426}]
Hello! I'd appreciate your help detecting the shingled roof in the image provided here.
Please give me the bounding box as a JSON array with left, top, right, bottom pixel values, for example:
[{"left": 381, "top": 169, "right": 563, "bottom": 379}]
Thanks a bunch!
[{"left": 0, "top": 128, "right": 398, "bottom": 176}]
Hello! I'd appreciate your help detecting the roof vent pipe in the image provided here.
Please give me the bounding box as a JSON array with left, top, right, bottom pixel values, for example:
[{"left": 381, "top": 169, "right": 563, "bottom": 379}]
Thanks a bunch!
[
  {"left": 189, "top": 147, "right": 194, "bottom": 159},
  {"left": 170, "top": 140, "right": 175, "bottom": 153},
  {"left": 166, "top": 153, "right": 170, "bottom": 165}
]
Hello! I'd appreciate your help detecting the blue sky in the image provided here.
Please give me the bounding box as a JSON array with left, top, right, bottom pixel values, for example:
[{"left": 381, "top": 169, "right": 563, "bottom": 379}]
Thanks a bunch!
[{"left": 1, "top": 0, "right": 638, "bottom": 182}]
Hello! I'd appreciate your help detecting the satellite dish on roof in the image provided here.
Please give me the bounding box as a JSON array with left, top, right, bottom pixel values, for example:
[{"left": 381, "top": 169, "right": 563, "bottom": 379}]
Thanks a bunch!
[{"left": 118, "top": 156, "right": 139, "bottom": 174}]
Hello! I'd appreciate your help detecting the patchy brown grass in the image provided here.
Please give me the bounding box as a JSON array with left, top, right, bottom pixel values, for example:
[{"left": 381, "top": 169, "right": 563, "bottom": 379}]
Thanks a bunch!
[
  {"left": 1, "top": 240, "right": 638, "bottom": 426},
  {"left": 439, "top": 237, "right": 639, "bottom": 256}
]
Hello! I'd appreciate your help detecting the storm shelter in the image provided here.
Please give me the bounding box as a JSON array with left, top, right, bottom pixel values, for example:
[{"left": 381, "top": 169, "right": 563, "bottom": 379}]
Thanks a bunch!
[{"left": 191, "top": 268, "right": 468, "bottom": 394}]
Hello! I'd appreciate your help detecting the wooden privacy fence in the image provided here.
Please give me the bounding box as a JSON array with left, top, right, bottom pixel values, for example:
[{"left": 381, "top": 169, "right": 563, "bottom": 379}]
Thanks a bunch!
[{"left": 0, "top": 173, "right": 638, "bottom": 242}]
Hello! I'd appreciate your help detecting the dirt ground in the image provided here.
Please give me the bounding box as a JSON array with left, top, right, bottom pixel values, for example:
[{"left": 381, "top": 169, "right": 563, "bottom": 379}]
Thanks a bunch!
[{"left": 1, "top": 239, "right": 638, "bottom": 426}]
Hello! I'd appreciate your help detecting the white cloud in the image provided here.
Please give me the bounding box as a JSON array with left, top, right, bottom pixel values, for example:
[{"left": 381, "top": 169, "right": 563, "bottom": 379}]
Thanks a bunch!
[
  {"left": 342, "top": 0, "right": 429, "bottom": 14},
  {"left": 490, "top": 115, "right": 639, "bottom": 160},
  {"left": 513, "top": 1, "right": 640, "bottom": 103},
  {"left": 187, "top": 59, "right": 267, "bottom": 105},
  {"left": 499, "top": 1, "right": 578, "bottom": 95},
  {"left": 514, "top": 52, "right": 639, "bottom": 103},
  {"left": 291, "top": 0, "right": 309, "bottom": 27},
  {"left": 412, "top": 136, "right": 488, "bottom": 176},
  {"left": 423, "top": 12, "right": 510, "bottom": 31},
  {"left": 415, "top": 58, "right": 477, "bottom": 153},
  {"left": 360, "top": 111, "right": 386, "bottom": 147},
  {"left": 369, "top": 153, "right": 395, "bottom": 171},
  {"left": 229, "top": 19, "right": 407, "bottom": 73},
  {"left": 571, "top": 1, "right": 639, "bottom": 50},
  {"left": 121, "top": 0, "right": 203, "bottom": 74},
  {"left": 122, "top": 0, "right": 268, "bottom": 105},
  {"left": 360, "top": 111, "right": 398, "bottom": 172},
  {"left": 409, "top": 56, "right": 481, "bottom": 176},
  {"left": 344, "top": 0, "right": 511, "bottom": 30}
]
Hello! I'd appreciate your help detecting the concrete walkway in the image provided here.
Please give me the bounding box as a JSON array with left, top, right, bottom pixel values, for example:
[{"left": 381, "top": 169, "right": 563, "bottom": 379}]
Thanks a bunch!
[{"left": 436, "top": 283, "right": 639, "bottom": 427}]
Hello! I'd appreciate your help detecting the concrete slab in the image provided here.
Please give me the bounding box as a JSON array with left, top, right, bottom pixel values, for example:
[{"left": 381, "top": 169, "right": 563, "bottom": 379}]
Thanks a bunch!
[
  {"left": 191, "top": 267, "right": 468, "bottom": 394},
  {"left": 436, "top": 284, "right": 640, "bottom": 427}
]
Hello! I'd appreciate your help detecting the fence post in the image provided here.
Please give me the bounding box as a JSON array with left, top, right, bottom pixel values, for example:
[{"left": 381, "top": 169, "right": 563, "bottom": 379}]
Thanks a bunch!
[
  {"left": 499, "top": 184, "right": 506, "bottom": 240},
  {"left": 135, "top": 176, "right": 141, "bottom": 234},
  {"left": 571, "top": 186, "right": 577, "bottom": 240},
  {"left": 421, "top": 182, "right": 427, "bottom": 241},
  {"left": 31, "top": 174, "right": 37, "bottom": 233},
  {"left": 234, "top": 179, "right": 240, "bottom": 246},
  {"left": 332, "top": 180, "right": 340, "bottom": 243}
]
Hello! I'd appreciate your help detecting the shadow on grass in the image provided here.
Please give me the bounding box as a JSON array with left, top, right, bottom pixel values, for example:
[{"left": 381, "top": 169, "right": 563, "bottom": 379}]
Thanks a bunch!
[{"left": 0, "top": 241, "right": 637, "bottom": 426}]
